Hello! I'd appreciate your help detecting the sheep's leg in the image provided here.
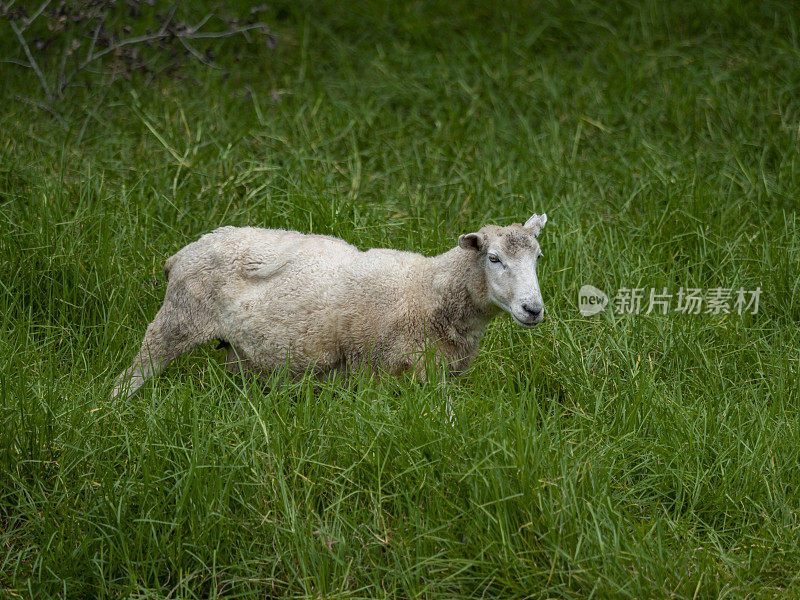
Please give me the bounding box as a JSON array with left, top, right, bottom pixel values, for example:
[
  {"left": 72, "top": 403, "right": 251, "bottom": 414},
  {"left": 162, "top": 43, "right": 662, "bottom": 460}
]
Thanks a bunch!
[
  {"left": 111, "top": 301, "right": 211, "bottom": 401},
  {"left": 224, "top": 346, "right": 261, "bottom": 381},
  {"left": 223, "top": 345, "right": 274, "bottom": 395},
  {"left": 412, "top": 349, "right": 456, "bottom": 425},
  {"left": 438, "top": 368, "right": 457, "bottom": 426},
  {"left": 224, "top": 345, "right": 249, "bottom": 375}
]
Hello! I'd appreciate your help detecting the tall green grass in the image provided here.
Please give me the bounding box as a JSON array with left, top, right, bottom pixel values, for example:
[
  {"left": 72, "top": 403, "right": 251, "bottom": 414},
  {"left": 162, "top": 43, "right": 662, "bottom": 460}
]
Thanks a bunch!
[{"left": 1, "top": 1, "right": 799, "bottom": 597}]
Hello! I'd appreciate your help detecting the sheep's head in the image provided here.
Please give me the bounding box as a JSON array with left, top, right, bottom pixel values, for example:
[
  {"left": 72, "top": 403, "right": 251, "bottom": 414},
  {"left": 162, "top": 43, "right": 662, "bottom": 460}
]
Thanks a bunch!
[{"left": 459, "top": 214, "right": 548, "bottom": 328}]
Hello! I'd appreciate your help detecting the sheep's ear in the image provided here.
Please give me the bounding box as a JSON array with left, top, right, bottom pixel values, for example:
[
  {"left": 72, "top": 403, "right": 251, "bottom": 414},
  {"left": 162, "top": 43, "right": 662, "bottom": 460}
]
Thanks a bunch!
[
  {"left": 458, "top": 232, "right": 484, "bottom": 251},
  {"left": 524, "top": 213, "right": 548, "bottom": 237}
]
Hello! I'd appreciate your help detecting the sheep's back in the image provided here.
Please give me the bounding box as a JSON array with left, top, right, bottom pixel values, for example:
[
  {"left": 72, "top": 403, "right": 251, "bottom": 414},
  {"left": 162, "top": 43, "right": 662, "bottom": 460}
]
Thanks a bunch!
[{"left": 165, "top": 227, "right": 436, "bottom": 370}]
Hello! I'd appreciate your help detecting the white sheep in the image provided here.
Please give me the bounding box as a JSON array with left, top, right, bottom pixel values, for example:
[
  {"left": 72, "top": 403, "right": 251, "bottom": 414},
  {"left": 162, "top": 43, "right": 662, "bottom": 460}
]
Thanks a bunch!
[{"left": 111, "top": 213, "right": 548, "bottom": 399}]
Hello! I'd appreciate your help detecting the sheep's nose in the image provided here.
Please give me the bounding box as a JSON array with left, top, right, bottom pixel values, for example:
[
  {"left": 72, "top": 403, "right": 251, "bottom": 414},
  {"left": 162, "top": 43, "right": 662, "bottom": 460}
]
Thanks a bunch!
[{"left": 522, "top": 303, "right": 543, "bottom": 319}]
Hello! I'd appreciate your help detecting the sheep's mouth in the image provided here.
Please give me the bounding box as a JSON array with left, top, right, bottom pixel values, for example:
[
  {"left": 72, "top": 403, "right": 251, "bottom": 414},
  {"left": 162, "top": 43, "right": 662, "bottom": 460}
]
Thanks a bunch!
[{"left": 512, "top": 314, "right": 542, "bottom": 328}]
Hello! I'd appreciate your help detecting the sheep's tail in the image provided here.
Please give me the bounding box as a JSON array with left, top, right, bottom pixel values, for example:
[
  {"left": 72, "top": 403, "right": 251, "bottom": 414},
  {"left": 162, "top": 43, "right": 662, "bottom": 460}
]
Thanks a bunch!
[{"left": 163, "top": 252, "right": 179, "bottom": 280}]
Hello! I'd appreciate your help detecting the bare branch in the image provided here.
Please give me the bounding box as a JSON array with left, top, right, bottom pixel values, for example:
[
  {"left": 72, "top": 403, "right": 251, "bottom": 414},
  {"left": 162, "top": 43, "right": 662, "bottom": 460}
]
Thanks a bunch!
[
  {"left": 67, "top": 22, "right": 269, "bottom": 81},
  {"left": 9, "top": 19, "right": 51, "bottom": 100},
  {"left": 190, "top": 12, "right": 214, "bottom": 33},
  {"left": 21, "top": 0, "right": 50, "bottom": 30},
  {"left": 14, "top": 94, "right": 65, "bottom": 126},
  {"left": 3, "top": 4, "right": 275, "bottom": 105},
  {"left": 178, "top": 36, "right": 220, "bottom": 69},
  {"left": 0, "top": 57, "right": 31, "bottom": 67},
  {"left": 87, "top": 18, "right": 103, "bottom": 57},
  {"left": 56, "top": 33, "right": 73, "bottom": 95},
  {"left": 159, "top": 5, "right": 178, "bottom": 36},
  {"left": 58, "top": 11, "right": 104, "bottom": 97},
  {"left": 180, "top": 23, "right": 269, "bottom": 40}
]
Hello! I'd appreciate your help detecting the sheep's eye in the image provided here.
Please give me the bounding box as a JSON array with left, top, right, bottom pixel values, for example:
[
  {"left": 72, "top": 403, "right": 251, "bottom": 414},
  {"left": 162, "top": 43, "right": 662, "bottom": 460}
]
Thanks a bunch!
[
  {"left": 488, "top": 254, "right": 501, "bottom": 263},
  {"left": 537, "top": 253, "right": 543, "bottom": 260}
]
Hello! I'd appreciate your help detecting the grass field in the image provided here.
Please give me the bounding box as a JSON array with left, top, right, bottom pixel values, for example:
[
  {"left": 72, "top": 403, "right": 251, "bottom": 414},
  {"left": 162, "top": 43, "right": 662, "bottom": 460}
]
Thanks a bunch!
[{"left": 2, "top": 1, "right": 800, "bottom": 598}]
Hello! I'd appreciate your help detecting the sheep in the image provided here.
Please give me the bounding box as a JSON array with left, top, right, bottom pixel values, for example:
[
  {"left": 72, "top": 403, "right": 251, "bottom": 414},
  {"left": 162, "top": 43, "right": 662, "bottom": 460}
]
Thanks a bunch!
[{"left": 111, "top": 213, "right": 548, "bottom": 400}]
